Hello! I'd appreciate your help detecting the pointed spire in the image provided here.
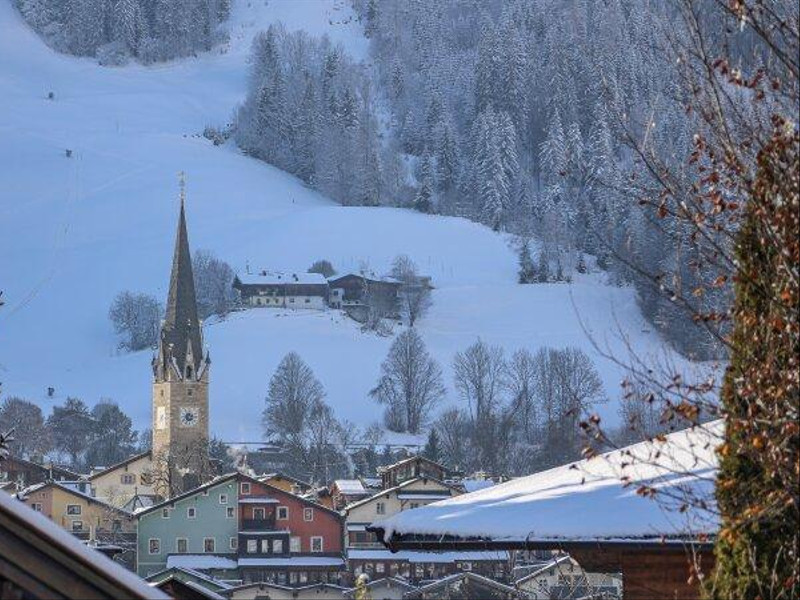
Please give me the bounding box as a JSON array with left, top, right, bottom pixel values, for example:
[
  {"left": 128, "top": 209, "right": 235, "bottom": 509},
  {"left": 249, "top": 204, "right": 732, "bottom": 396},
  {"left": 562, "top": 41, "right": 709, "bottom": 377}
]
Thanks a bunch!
[{"left": 159, "top": 173, "right": 203, "bottom": 379}]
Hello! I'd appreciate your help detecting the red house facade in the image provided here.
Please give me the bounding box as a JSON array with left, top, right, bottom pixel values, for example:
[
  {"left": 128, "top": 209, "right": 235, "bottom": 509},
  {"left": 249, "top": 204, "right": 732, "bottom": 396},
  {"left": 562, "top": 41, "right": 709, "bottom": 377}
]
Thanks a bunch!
[{"left": 237, "top": 476, "right": 345, "bottom": 586}]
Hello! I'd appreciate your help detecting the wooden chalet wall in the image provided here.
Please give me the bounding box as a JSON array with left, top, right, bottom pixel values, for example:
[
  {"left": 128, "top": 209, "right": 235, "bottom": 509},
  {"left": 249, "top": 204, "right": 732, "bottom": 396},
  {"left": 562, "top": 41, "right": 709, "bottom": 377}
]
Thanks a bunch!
[{"left": 570, "top": 546, "right": 714, "bottom": 600}]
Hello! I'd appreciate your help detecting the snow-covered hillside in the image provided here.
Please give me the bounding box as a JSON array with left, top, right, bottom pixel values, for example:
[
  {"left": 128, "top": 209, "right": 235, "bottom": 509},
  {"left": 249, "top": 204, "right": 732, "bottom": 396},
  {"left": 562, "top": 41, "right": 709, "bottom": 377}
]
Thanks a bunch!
[{"left": 0, "top": 0, "right": 699, "bottom": 444}]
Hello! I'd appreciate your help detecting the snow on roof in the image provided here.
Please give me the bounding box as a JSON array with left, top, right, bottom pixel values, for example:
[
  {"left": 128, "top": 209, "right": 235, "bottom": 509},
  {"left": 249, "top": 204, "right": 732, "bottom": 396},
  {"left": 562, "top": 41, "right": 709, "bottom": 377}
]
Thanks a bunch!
[
  {"left": 461, "top": 479, "right": 497, "bottom": 493},
  {"left": 238, "top": 496, "right": 280, "bottom": 504},
  {"left": 375, "top": 421, "right": 723, "bottom": 544},
  {"left": 396, "top": 492, "right": 453, "bottom": 501},
  {"left": 238, "top": 557, "right": 346, "bottom": 567},
  {"left": 416, "top": 571, "right": 518, "bottom": 594},
  {"left": 0, "top": 491, "right": 168, "bottom": 599},
  {"left": 346, "top": 549, "right": 509, "bottom": 563},
  {"left": 167, "top": 555, "right": 239, "bottom": 570},
  {"left": 334, "top": 479, "right": 368, "bottom": 495},
  {"left": 236, "top": 271, "right": 328, "bottom": 286}
]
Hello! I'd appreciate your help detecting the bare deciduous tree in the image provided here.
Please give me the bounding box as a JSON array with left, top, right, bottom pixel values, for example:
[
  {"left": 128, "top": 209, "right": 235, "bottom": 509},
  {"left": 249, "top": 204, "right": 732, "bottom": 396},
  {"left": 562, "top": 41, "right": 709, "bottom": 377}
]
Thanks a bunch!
[
  {"left": 370, "top": 329, "right": 445, "bottom": 434},
  {"left": 108, "top": 291, "right": 162, "bottom": 351},
  {"left": 193, "top": 249, "right": 237, "bottom": 319},
  {"left": 262, "top": 352, "right": 325, "bottom": 445}
]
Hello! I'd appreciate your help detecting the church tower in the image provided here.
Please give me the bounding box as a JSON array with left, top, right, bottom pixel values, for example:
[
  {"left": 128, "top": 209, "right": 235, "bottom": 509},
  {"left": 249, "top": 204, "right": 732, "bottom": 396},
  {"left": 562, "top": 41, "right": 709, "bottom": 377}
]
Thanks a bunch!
[{"left": 151, "top": 181, "right": 210, "bottom": 492}]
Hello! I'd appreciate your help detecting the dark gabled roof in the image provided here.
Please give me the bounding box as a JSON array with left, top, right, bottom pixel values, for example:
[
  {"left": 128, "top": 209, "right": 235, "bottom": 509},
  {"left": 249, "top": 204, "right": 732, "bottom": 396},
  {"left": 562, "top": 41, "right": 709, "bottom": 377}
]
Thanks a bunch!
[
  {"left": 0, "top": 492, "right": 167, "bottom": 599},
  {"left": 158, "top": 198, "right": 203, "bottom": 376},
  {"left": 1, "top": 454, "right": 81, "bottom": 480},
  {"left": 88, "top": 450, "right": 151, "bottom": 480}
]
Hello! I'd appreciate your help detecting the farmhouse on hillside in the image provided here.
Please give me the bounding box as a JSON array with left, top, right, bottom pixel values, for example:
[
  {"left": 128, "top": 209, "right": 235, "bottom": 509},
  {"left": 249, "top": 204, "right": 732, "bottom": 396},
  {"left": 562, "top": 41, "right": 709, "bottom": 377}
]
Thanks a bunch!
[{"left": 233, "top": 272, "right": 329, "bottom": 309}]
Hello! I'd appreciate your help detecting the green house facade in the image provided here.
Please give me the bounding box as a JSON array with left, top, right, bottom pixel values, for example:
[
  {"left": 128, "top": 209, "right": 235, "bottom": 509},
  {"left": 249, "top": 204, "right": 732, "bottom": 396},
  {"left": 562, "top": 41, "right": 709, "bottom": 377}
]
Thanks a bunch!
[{"left": 136, "top": 475, "right": 239, "bottom": 578}]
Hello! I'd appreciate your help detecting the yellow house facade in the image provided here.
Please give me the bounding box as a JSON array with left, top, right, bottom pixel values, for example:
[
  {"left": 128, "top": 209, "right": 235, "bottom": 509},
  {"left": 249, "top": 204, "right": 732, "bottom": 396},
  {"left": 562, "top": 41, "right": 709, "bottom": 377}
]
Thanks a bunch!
[
  {"left": 88, "top": 451, "right": 155, "bottom": 507},
  {"left": 19, "top": 481, "right": 135, "bottom": 543}
]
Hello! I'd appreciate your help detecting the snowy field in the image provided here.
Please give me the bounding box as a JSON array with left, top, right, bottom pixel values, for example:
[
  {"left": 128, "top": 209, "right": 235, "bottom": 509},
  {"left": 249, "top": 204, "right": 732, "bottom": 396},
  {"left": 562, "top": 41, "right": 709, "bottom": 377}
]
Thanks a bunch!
[{"left": 0, "top": 0, "right": 702, "bottom": 445}]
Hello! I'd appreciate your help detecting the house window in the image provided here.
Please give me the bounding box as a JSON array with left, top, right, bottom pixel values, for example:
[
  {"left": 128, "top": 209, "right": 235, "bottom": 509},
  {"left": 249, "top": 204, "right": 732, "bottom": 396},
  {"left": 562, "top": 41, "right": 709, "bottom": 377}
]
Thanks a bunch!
[
  {"left": 71, "top": 520, "right": 83, "bottom": 531},
  {"left": 162, "top": 508, "right": 170, "bottom": 519},
  {"left": 203, "top": 538, "right": 215, "bottom": 553},
  {"left": 66, "top": 504, "right": 81, "bottom": 515},
  {"left": 409, "top": 502, "right": 420, "bottom": 509},
  {"left": 219, "top": 493, "right": 228, "bottom": 504},
  {"left": 260, "top": 539, "right": 269, "bottom": 553},
  {"left": 247, "top": 539, "right": 257, "bottom": 553},
  {"left": 310, "top": 536, "right": 323, "bottom": 553},
  {"left": 226, "top": 507, "right": 235, "bottom": 519},
  {"left": 121, "top": 473, "right": 135, "bottom": 485},
  {"left": 31, "top": 503, "right": 42, "bottom": 512},
  {"left": 273, "top": 539, "right": 284, "bottom": 553},
  {"left": 303, "top": 507, "right": 314, "bottom": 522},
  {"left": 289, "top": 298, "right": 295, "bottom": 303},
  {"left": 230, "top": 537, "right": 238, "bottom": 550},
  {"left": 376, "top": 563, "right": 385, "bottom": 574},
  {"left": 277, "top": 506, "right": 289, "bottom": 520},
  {"left": 176, "top": 538, "right": 188, "bottom": 553},
  {"left": 304, "top": 298, "right": 310, "bottom": 303},
  {"left": 241, "top": 482, "right": 251, "bottom": 495},
  {"left": 253, "top": 507, "right": 265, "bottom": 520},
  {"left": 376, "top": 502, "right": 385, "bottom": 515},
  {"left": 187, "top": 389, "right": 193, "bottom": 396},
  {"left": 149, "top": 538, "right": 161, "bottom": 555},
  {"left": 187, "top": 507, "right": 197, "bottom": 519},
  {"left": 290, "top": 536, "right": 301, "bottom": 553}
]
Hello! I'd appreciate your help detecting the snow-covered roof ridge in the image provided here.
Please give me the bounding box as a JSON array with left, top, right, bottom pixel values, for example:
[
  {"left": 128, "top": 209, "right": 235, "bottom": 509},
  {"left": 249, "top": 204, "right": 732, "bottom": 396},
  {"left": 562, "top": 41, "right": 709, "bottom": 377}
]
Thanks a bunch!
[
  {"left": 343, "top": 475, "right": 460, "bottom": 513},
  {"left": 236, "top": 271, "right": 328, "bottom": 286},
  {"left": 372, "top": 420, "right": 723, "bottom": 544}
]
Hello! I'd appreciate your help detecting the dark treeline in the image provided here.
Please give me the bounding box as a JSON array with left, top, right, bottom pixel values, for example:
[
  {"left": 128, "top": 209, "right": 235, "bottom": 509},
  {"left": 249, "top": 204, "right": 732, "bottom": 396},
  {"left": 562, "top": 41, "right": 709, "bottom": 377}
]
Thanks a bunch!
[
  {"left": 235, "top": 23, "right": 400, "bottom": 207},
  {"left": 15, "top": 0, "right": 230, "bottom": 64},
  {"left": 0, "top": 396, "right": 143, "bottom": 470}
]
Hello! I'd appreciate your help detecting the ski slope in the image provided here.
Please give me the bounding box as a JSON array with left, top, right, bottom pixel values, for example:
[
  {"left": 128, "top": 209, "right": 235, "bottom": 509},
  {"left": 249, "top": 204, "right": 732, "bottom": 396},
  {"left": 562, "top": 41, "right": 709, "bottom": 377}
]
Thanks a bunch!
[{"left": 0, "top": 0, "right": 703, "bottom": 446}]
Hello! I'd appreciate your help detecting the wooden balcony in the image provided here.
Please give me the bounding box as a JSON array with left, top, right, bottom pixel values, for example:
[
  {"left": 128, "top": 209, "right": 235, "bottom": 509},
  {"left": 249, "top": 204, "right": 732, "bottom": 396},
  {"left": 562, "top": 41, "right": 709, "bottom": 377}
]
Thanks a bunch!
[{"left": 240, "top": 518, "right": 278, "bottom": 531}]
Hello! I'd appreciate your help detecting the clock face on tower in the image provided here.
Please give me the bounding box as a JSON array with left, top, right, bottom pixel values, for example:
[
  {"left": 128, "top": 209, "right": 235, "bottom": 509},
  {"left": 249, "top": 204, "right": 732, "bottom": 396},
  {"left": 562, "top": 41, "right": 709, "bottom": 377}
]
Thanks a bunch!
[{"left": 179, "top": 407, "right": 199, "bottom": 428}]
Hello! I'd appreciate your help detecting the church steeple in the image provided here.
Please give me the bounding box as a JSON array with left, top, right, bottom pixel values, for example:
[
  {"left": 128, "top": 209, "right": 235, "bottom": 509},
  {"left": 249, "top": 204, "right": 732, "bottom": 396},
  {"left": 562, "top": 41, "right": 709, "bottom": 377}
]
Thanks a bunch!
[
  {"left": 151, "top": 176, "right": 211, "bottom": 497},
  {"left": 154, "top": 177, "right": 204, "bottom": 381}
]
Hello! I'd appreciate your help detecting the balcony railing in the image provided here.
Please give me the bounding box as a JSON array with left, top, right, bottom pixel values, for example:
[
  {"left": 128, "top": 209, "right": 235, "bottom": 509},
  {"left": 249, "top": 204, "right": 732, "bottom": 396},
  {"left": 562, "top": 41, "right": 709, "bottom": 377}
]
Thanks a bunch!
[{"left": 241, "top": 518, "right": 278, "bottom": 531}]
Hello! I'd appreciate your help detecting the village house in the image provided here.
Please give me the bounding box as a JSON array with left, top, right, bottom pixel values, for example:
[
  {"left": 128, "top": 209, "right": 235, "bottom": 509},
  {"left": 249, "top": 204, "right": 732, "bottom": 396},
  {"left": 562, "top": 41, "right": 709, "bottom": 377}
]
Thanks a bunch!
[
  {"left": 406, "top": 571, "right": 520, "bottom": 599},
  {"left": 378, "top": 455, "right": 448, "bottom": 489},
  {"left": 136, "top": 473, "right": 345, "bottom": 586},
  {"left": 88, "top": 450, "right": 156, "bottom": 507},
  {"left": 236, "top": 475, "right": 345, "bottom": 586},
  {"left": 514, "top": 554, "right": 622, "bottom": 599},
  {"left": 369, "top": 421, "right": 723, "bottom": 600},
  {"left": 341, "top": 576, "right": 417, "bottom": 600},
  {"left": 0, "top": 455, "right": 80, "bottom": 492},
  {"left": 224, "top": 581, "right": 350, "bottom": 600},
  {"left": 136, "top": 474, "right": 240, "bottom": 579},
  {"left": 329, "top": 479, "right": 372, "bottom": 511},
  {"left": 259, "top": 472, "right": 313, "bottom": 496},
  {"left": 233, "top": 272, "right": 328, "bottom": 309},
  {"left": 16, "top": 481, "right": 136, "bottom": 549},
  {"left": 327, "top": 273, "right": 402, "bottom": 312},
  {"left": 341, "top": 475, "right": 508, "bottom": 583}
]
